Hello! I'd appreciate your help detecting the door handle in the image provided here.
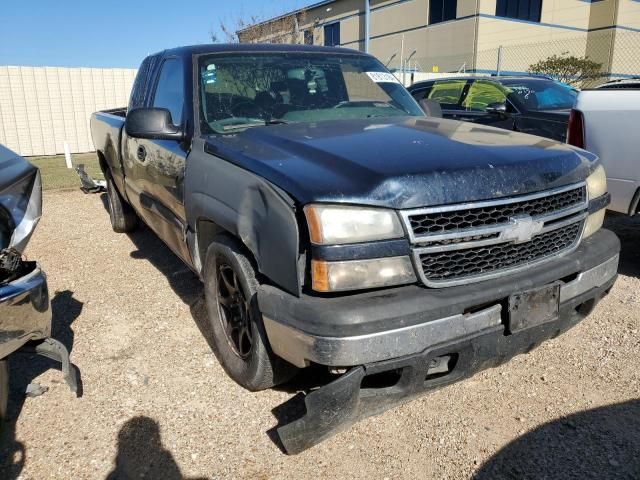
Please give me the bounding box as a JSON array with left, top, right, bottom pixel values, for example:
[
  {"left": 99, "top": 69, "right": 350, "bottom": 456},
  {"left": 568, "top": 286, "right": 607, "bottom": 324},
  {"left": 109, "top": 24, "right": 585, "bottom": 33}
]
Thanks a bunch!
[{"left": 136, "top": 145, "right": 147, "bottom": 161}]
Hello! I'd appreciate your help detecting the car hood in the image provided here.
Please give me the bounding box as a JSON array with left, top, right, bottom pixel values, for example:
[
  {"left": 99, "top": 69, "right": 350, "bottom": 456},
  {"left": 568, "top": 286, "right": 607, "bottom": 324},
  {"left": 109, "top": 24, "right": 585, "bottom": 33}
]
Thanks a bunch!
[{"left": 204, "top": 116, "right": 597, "bottom": 209}]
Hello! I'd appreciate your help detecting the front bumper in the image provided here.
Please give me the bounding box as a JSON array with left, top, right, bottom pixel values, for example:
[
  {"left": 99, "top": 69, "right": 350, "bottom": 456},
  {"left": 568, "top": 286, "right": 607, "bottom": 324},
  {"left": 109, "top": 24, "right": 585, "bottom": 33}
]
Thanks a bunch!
[
  {"left": 276, "top": 273, "right": 616, "bottom": 454},
  {"left": 260, "top": 229, "right": 620, "bottom": 368},
  {"left": 0, "top": 264, "right": 51, "bottom": 359},
  {"left": 0, "top": 264, "right": 78, "bottom": 393}
]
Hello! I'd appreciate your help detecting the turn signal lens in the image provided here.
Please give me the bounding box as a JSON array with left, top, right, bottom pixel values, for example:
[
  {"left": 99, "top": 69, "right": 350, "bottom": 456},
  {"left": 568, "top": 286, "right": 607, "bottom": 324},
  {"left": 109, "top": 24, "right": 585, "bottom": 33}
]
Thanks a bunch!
[
  {"left": 311, "top": 256, "right": 416, "bottom": 292},
  {"left": 584, "top": 209, "right": 605, "bottom": 239}
]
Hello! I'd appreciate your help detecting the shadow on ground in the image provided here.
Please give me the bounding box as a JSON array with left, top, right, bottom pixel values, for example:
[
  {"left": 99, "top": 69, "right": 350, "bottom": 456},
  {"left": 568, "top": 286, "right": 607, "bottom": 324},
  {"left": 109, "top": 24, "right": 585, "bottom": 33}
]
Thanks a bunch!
[
  {"left": 105, "top": 416, "right": 208, "bottom": 480},
  {"left": 604, "top": 212, "right": 640, "bottom": 278},
  {"left": 97, "top": 195, "right": 640, "bottom": 459},
  {"left": 475, "top": 399, "right": 640, "bottom": 479},
  {"left": 97, "top": 195, "right": 330, "bottom": 452},
  {"left": 0, "top": 290, "right": 83, "bottom": 479}
]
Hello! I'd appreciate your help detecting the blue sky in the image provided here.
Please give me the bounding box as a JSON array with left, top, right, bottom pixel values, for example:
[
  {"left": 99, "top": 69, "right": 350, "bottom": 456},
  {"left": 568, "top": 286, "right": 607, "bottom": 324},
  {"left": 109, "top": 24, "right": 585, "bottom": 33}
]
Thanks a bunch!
[{"left": 0, "top": 0, "right": 311, "bottom": 68}]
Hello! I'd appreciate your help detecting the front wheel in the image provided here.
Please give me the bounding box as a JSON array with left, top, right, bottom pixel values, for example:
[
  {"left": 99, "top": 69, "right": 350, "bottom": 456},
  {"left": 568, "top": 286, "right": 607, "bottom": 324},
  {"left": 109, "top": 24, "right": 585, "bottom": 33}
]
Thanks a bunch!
[{"left": 203, "top": 235, "right": 297, "bottom": 391}]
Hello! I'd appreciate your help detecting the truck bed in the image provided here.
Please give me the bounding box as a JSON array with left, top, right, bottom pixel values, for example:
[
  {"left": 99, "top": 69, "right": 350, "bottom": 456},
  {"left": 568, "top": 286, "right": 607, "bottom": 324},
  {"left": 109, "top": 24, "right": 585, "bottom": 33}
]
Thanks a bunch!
[{"left": 90, "top": 109, "right": 127, "bottom": 193}]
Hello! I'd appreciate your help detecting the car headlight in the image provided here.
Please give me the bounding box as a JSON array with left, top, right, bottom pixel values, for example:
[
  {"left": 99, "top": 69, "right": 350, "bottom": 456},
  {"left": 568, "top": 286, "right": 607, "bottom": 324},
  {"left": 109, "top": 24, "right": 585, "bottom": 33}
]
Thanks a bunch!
[
  {"left": 311, "top": 256, "right": 416, "bottom": 292},
  {"left": 304, "top": 204, "right": 404, "bottom": 245},
  {"left": 584, "top": 165, "right": 607, "bottom": 239}
]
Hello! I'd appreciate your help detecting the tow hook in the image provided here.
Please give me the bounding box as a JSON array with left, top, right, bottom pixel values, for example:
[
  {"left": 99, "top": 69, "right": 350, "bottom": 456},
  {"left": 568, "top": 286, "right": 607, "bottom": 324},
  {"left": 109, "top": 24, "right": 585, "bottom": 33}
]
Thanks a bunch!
[{"left": 21, "top": 338, "right": 80, "bottom": 396}]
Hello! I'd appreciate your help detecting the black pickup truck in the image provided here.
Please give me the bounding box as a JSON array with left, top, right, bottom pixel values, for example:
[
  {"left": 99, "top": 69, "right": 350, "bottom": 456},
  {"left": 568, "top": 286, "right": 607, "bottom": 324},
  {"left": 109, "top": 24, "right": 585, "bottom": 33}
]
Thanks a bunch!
[{"left": 90, "top": 44, "right": 619, "bottom": 454}]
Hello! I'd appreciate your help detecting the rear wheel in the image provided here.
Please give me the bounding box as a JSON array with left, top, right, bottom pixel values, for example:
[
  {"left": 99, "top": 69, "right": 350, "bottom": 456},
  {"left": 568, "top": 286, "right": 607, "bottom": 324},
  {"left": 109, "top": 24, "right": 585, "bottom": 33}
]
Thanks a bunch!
[
  {"left": 203, "top": 235, "right": 297, "bottom": 391},
  {"left": 105, "top": 170, "right": 138, "bottom": 233}
]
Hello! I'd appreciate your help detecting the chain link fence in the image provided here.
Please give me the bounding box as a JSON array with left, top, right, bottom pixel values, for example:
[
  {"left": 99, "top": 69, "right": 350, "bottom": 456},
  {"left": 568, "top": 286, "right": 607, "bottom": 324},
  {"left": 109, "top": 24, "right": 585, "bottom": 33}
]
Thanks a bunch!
[{"left": 403, "top": 30, "right": 640, "bottom": 87}]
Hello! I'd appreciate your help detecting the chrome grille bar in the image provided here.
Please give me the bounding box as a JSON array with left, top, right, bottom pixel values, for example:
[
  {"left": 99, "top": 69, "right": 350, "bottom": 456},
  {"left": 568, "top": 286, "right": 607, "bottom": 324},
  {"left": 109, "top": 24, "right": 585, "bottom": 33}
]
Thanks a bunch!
[
  {"left": 400, "top": 182, "right": 587, "bottom": 244},
  {"left": 400, "top": 182, "right": 588, "bottom": 287}
]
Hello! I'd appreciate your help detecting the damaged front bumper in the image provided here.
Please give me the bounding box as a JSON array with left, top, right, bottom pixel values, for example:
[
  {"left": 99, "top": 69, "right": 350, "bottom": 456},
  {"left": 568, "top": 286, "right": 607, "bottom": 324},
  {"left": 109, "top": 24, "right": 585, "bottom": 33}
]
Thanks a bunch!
[
  {"left": 0, "top": 263, "right": 78, "bottom": 394},
  {"left": 258, "top": 229, "right": 620, "bottom": 453}
]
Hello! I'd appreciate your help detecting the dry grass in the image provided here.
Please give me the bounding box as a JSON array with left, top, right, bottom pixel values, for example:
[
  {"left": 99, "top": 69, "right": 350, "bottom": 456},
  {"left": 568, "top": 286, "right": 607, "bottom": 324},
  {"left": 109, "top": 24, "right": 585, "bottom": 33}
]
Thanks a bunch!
[{"left": 26, "top": 153, "right": 103, "bottom": 191}]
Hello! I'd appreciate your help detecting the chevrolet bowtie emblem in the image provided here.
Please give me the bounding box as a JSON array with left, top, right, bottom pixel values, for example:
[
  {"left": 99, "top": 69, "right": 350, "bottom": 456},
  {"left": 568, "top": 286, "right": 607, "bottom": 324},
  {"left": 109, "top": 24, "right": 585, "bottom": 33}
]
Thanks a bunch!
[{"left": 501, "top": 215, "right": 544, "bottom": 244}]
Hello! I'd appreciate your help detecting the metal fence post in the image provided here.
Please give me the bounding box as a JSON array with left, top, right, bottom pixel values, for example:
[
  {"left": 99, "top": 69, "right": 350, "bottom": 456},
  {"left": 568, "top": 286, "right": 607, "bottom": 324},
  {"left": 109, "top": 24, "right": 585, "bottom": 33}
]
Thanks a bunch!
[{"left": 496, "top": 45, "right": 503, "bottom": 76}]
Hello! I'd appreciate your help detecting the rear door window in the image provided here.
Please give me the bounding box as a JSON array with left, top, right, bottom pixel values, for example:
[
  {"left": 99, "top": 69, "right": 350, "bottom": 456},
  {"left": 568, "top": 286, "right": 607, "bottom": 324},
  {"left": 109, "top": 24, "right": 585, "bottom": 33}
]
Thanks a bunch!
[{"left": 153, "top": 58, "right": 185, "bottom": 125}]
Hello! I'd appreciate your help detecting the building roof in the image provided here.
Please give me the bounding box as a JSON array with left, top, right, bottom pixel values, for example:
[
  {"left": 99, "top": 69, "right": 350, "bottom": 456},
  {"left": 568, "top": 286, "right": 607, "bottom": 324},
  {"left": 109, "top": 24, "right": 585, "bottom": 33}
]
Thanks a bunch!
[{"left": 236, "top": 0, "right": 339, "bottom": 34}]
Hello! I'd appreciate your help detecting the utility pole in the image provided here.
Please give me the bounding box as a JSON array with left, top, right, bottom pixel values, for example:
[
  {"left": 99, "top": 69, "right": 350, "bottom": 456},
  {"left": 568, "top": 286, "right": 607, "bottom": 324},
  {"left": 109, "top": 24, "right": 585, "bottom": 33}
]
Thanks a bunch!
[
  {"left": 364, "top": 0, "right": 370, "bottom": 53},
  {"left": 400, "top": 34, "right": 405, "bottom": 85}
]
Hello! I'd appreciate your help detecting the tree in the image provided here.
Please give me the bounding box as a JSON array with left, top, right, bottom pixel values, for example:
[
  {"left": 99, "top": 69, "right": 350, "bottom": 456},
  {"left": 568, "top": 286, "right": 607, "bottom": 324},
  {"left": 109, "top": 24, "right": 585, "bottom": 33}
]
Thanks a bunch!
[
  {"left": 528, "top": 53, "right": 603, "bottom": 87},
  {"left": 212, "top": 10, "right": 309, "bottom": 44}
]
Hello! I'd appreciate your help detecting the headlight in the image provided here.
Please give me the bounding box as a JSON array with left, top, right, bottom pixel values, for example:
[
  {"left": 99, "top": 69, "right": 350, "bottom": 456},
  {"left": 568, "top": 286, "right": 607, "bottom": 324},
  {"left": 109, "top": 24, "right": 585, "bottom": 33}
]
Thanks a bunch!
[
  {"left": 584, "top": 165, "right": 607, "bottom": 239},
  {"left": 311, "top": 256, "right": 416, "bottom": 292},
  {"left": 586, "top": 165, "right": 607, "bottom": 200},
  {"left": 0, "top": 168, "right": 43, "bottom": 253},
  {"left": 304, "top": 204, "right": 404, "bottom": 245}
]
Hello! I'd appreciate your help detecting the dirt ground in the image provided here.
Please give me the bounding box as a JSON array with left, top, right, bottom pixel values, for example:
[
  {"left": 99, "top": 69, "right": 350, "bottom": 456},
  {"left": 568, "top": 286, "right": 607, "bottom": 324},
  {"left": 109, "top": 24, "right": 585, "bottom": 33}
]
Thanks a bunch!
[{"left": 1, "top": 190, "right": 638, "bottom": 480}]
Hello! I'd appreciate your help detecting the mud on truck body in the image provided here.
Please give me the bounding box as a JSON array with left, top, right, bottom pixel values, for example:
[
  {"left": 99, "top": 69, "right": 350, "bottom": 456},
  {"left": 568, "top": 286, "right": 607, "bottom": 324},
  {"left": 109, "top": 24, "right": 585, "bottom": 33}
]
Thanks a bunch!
[{"left": 90, "top": 44, "right": 619, "bottom": 453}]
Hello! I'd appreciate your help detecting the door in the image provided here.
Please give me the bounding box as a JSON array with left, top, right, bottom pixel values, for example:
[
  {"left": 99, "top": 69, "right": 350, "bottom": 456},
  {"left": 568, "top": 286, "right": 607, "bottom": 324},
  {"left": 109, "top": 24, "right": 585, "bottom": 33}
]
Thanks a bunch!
[{"left": 124, "top": 57, "right": 191, "bottom": 262}]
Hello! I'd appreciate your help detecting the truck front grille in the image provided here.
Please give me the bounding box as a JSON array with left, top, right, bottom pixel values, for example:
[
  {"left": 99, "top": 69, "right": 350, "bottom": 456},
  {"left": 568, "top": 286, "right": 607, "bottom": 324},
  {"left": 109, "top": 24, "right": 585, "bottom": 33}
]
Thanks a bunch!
[
  {"left": 408, "top": 186, "right": 586, "bottom": 235},
  {"left": 400, "top": 183, "right": 588, "bottom": 287},
  {"left": 418, "top": 222, "right": 581, "bottom": 284}
]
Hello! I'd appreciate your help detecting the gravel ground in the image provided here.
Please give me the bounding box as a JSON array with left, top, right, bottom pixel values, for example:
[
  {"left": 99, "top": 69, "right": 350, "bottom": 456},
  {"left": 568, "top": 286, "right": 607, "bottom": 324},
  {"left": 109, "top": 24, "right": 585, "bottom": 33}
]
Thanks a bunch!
[{"left": 1, "top": 190, "right": 638, "bottom": 480}]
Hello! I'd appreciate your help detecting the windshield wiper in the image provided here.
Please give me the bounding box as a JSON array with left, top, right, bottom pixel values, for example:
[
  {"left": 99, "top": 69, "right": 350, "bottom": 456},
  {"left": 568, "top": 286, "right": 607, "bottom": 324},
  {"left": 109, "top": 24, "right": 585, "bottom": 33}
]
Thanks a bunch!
[{"left": 220, "top": 119, "right": 290, "bottom": 132}]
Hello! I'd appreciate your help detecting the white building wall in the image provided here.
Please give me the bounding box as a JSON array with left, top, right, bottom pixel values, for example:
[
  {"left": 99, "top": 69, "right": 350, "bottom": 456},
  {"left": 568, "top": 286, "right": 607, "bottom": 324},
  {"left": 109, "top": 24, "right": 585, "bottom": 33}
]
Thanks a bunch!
[{"left": 0, "top": 66, "right": 136, "bottom": 157}]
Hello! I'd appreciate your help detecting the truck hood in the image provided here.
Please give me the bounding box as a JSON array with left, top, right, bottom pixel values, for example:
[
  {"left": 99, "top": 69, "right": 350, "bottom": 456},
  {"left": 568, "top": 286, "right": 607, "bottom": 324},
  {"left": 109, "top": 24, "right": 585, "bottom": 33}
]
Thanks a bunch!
[{"left": 204, "top": 116, "right": 597, "bottom": 209}]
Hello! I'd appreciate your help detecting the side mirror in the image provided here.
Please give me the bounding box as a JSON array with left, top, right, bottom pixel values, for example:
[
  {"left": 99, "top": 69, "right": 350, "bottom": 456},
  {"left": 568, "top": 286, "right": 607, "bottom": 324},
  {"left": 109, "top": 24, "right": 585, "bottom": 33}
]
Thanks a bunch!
[
  {"left": 419, "top": 99, "right": 443, "bottom": 118},
  {"left": 125, "top": 108, "right": 184, "bottom": 141},
  {"left": 486, "top": 102, "right": 508, "bottom": 116}
]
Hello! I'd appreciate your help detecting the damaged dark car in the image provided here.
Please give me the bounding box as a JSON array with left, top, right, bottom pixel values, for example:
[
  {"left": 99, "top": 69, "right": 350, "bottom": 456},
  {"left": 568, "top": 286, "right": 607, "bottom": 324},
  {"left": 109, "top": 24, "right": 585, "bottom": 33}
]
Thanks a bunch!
[
  {"left": 90, "top": 44, "right": 619, "bottom": 454},
  {"left": 0, "top": 144, "right": 78, "bottom": 426}
]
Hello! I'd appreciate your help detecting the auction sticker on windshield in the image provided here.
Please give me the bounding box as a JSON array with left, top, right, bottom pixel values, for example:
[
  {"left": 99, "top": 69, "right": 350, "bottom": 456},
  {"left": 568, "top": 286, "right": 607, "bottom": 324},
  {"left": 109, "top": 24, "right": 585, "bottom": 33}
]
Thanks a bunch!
[{"left": 366, "top": 72, "right": 401, "bottom": 84}]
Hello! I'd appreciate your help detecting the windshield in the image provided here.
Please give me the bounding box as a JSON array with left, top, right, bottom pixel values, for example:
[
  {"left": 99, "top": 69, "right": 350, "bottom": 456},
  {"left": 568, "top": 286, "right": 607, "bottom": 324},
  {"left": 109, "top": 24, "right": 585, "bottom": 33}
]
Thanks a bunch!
[
  {"left": 197, "top": 53, "right": 424, "bottom": 134},
  {"left": 501, "top": 79, "right": 577, "bottom": 111}
]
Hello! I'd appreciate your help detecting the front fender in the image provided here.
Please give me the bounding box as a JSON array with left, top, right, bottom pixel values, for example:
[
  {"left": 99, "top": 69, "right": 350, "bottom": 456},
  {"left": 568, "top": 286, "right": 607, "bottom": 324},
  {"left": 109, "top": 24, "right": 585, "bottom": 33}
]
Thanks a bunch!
[{"left": 185, "top": 139, "right": 302, "bottom": 296}]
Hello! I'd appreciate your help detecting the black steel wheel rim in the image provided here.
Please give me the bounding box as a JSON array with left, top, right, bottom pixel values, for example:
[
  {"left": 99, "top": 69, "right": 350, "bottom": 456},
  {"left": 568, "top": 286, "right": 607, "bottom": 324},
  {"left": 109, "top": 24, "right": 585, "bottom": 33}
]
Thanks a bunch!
[{"left": 216, "top": 263, "right": 253, "bottom": 359}]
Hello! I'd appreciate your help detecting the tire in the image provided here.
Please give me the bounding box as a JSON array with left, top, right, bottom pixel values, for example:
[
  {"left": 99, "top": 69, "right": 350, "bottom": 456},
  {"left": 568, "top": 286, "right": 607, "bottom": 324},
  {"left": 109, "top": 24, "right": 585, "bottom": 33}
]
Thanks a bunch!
[
  {"left": 105, "top": 170, "right": 138, "bottom": 233},
  {"left": 203, "top": 235, "right": 297, "bottom": 391},
  {"left": 0, "top": 360, "right": 8, "bottom": 430}
]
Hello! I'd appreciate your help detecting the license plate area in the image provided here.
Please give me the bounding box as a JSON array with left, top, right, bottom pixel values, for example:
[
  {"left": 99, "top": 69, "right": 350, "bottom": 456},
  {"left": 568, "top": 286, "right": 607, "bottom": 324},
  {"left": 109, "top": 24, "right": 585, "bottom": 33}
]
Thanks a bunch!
[{"left": 508, "top": 283, "right": 561, "bottom": 333}]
